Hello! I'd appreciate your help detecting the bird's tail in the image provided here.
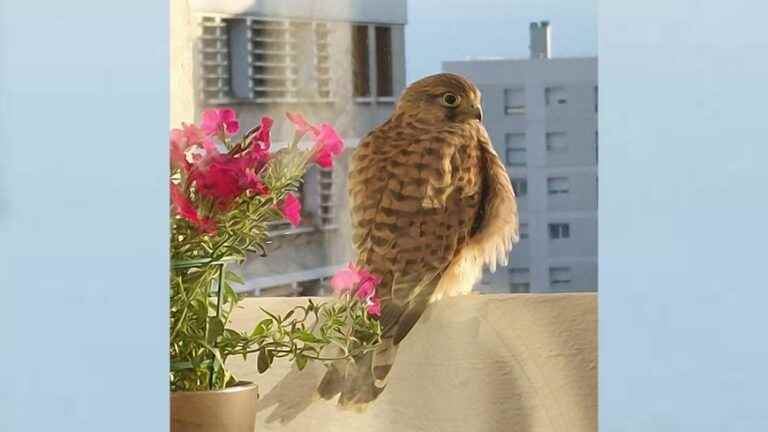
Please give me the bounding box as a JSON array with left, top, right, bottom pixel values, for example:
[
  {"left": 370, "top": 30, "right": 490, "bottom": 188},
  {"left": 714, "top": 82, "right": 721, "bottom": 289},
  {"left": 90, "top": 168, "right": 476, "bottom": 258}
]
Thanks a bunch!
[{"left": 316, "top": 338, "right": 398, "bottom": 410}]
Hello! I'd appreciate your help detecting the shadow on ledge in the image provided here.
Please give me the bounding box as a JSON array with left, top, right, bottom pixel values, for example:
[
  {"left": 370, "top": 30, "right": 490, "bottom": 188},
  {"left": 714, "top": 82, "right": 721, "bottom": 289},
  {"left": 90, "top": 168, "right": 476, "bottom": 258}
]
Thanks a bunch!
[
  {"left": 254, "top": 363, "right": 325, "bottom": 425},
  {"left": 227, "top": 293, "right": 596, "bottom": 432}
]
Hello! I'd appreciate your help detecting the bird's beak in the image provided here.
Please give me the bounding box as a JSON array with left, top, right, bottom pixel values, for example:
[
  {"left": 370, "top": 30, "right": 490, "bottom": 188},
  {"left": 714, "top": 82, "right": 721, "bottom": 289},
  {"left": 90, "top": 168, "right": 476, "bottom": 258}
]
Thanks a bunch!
[{"left": 474, "top": 105, "right": 483, "bottom": 122}]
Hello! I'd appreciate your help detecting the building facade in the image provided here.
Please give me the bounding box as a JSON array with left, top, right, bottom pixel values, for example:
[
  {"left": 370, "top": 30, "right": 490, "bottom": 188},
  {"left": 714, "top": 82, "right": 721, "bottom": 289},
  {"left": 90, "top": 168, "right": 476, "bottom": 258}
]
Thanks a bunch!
[
  {"left": 174, "top": 0, "right": 408, "bottom": 295},
  {"left": 443, "top": 22, "right": 598, "bottom": 293}
]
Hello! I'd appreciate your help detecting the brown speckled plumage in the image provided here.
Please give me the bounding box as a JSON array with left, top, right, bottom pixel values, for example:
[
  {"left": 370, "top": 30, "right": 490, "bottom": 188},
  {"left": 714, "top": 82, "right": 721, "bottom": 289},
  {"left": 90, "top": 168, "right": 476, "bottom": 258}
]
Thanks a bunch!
[{"left": 318, "top": 73, "right": 519, "bottom": 408}]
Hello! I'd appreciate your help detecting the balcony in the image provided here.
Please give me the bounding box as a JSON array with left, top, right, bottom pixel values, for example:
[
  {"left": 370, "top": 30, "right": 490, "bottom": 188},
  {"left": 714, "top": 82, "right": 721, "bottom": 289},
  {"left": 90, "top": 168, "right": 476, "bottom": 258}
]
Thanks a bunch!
[{"left": 227, "top": 293, "right": 596, "bottom": 431}]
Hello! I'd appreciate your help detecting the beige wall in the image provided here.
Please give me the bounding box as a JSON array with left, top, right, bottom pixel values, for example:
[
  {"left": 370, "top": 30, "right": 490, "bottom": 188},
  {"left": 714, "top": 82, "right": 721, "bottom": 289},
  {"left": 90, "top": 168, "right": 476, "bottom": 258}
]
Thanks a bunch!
[
  {"left": 170, "top": 0, "right": 405, "bottom": 136},
  {"left": 171, "top": 0, "right": 196, "bottom": 127},
  {"left": 228, "top": 293, "right": 597, "bottom": 431}
]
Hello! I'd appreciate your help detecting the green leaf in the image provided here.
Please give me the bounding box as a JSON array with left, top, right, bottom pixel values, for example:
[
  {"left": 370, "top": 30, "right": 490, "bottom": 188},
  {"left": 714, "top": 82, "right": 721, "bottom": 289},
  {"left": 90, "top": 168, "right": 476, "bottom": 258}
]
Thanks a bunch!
[
  {"left": 250, "top": 318, "right": 273, "bottom": 338},
  {"left": 295, "top": 353, "right": 308, "bottom": 371},
  {"left": 207, "top": 317, "right": 226, "bottom": 345},
  {"left": 257, "top": 349, "right": 273, "bottom": 373},
  {"left": 294, "top": 331, "right": 323, "bottom": 344},
  {"left": 260, "top": 307, "right": 281, "bottom": 324},
  {"left": 171, "top": 359, "right": 213, "bottom": 371}
]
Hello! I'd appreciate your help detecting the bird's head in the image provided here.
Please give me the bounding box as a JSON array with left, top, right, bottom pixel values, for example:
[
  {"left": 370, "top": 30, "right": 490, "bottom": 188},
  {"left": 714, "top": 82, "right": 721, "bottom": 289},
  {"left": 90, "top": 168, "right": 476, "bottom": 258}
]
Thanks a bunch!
[{"left": 394, "top": 73, "right": 483, "bottom": 125}]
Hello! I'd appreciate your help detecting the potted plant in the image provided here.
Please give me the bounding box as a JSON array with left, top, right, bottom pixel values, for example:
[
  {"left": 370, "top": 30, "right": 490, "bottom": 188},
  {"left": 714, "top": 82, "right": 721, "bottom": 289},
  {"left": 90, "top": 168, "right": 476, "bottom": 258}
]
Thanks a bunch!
[{"left": 169, "top": 109, "right": 382, "bottom": 432}]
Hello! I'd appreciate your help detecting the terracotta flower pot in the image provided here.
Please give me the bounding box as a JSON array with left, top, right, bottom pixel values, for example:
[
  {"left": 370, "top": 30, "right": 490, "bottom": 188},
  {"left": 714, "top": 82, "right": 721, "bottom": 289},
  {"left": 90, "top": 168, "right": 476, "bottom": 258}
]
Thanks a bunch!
[{"left": 171, "top": 381, "right": 259, "bottom": 432}]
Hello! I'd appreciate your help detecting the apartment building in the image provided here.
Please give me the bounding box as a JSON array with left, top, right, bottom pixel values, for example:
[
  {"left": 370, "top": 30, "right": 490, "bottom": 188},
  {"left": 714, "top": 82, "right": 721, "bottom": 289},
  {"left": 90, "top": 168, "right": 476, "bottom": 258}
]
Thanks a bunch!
[
  {"left": 443, "top": 22, "right": 598, "bottom": 293},
  {"left": 176, "top": 0, "right": 408, "bottom": 295}
]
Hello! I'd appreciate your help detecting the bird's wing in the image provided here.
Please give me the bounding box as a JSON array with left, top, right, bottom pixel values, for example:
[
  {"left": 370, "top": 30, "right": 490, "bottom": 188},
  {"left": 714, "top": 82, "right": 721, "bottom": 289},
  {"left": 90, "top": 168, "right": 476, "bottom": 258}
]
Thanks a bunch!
[
  {"left": 431, "top": 124, "right": 519, "bottom": 302},
  {"left": 348, "top": 122, "right": 483, "bottom": 343},
  {"left": 472, "top": 125, "right": 520, "bottom": 269}
]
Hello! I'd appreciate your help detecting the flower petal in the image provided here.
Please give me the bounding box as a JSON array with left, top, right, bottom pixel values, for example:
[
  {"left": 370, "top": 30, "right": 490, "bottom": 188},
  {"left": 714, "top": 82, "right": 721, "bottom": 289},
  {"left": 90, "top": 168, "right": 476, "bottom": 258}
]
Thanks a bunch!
[
  {"left": 355, "top": 278, "right": 376, "bottom": 301},
  {"left": 219, "top": 108, "right": 237, "bottom": 122},
  {"left": 315, "top": 124, "right": 344, "bottom": 155},
  {"left": 279, "top": 192, "right": 302, "bottom": 227},
  {"left": 330, "top": 267, "right": 361, "bottom": 294},
  {"left": 366, "top": 297, "right": 381, "bottom": 317},
  {"left": 311, "top": 123, "right": 344, "bottom": 168},
  {"left": 200, "top": 109, "right": 221, "bottom": 136},
  {"left": 286, "top": 112, "right": 318, "bottom": 135},
  {"left": 170, "top": 183, "right": 216, "bottom": 234},
  {"left": 201, "top": 108, "right": 240, "bottom": 136},
  {"left": 247, "top": 116, "right": 273, "bottom": 152},
  {"left": 313, "top": 150, "right": 334, "bottom": 168}
]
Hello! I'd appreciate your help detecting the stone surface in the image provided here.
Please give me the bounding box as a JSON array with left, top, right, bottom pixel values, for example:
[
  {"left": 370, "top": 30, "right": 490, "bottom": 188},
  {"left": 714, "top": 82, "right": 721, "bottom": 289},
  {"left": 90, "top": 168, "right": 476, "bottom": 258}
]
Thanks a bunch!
[{"left": 227, "top": 293, "right": 596, "bottom": 432}]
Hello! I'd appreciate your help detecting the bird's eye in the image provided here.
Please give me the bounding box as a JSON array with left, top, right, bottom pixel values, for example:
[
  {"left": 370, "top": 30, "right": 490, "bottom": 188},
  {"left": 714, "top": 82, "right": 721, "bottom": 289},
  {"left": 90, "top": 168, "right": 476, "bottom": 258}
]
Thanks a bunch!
[{"left": 441, "top": 93, "right": 461, "bottom": 107}]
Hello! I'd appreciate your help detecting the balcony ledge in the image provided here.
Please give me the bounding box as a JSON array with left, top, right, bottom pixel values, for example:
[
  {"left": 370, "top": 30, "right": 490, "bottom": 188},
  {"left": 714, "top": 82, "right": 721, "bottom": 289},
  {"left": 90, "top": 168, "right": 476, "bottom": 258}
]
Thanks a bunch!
[{"left": 227, "top": 293, "right": 596, "bottom": 431}]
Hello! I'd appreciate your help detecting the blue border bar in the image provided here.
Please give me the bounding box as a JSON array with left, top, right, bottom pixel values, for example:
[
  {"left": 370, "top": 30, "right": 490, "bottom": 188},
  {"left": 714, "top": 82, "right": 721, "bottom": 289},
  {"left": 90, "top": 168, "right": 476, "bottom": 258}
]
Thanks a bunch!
[
  {"left": 600, "top": 1, "right": 768, "bottom": 430},
  {"left": 0, "top": 1, "right": 169, "bottom": 430}
]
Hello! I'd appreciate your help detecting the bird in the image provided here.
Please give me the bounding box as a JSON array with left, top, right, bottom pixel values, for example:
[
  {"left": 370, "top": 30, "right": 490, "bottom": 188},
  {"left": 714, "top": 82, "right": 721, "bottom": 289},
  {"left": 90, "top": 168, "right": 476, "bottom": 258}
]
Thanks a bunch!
[{"left": 317, "top": 73, "right": 519, "bottom": 408}]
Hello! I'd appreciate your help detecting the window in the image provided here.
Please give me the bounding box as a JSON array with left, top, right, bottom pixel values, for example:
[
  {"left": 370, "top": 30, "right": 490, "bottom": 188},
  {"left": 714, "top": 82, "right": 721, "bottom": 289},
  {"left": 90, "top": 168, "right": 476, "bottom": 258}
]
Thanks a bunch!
[
  {"left": 251, "top": 20, "right": 331, "bottom": 101},
  {"left": 506, "top": 148, "right": 526, "bottom": 167},
  {"left": 508, "top": 268, "right": 530, "bottom": 293},
  {"left": 351, "top": 25, "right": 370, "bottom": 97},
  {"left": 249, "top": 19, "right": 293, "bottom": 100},
  {"left": 314, "top": 23, "right": 332, "bottom": 99},
  {"left": 546, "top": 132, "right": 568, "bottom": 153},
  {"left": 199, "top": 17, "right": 232, "bottom": 101},
  {"left": 503, "top": 88, "right": 525, "bottom": 114},
  {"left": 549, "top": 266, "right": 572, "bottom": 288},
  {"left": 352, "top": 24, "right": 394, "bottom": 99},
  {"left": 199, "top": 16, "right": 333, "bottom": 103},
  {"left": 549, "top": 223, "right": 570, "bottom": 239},
  {"left": 375, "top": 26, "right": 393, "bottom": 97},
  {"left": 318, "top": 168, "right": 336, "bottom": 228},
  {"left": 511, "top": 178, "right": 528, "bottom": 196},
  {"left": 505, "top": 133, "right": 526, "bottom": 167},
  {"left": 547, "top": 177, "right": 570, "bottom": 195},
  {"left": 519, "top": 223, "right": 529, "bottom": 240},
  {"left": 545, "top": 86, "right": 567, "bottom": 105}
]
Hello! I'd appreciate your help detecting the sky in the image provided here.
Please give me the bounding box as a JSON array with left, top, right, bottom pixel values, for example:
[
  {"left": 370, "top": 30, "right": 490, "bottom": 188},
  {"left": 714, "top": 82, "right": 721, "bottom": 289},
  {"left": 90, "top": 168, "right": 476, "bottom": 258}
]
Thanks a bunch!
[{"left": 405, "top": 0, "right": 597, "bottom": 83}]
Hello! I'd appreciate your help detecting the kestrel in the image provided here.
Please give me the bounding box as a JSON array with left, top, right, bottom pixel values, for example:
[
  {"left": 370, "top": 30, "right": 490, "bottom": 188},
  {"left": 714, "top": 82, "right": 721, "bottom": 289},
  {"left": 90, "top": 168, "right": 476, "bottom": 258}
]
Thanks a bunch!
[{"left": 318, "top": 73, "right": 519, "bottom": 407}]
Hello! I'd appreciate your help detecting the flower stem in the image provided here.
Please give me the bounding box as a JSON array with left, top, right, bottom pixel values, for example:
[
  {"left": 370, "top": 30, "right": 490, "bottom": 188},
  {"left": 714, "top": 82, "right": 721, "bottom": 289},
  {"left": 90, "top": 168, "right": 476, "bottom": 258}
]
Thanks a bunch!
[{"left": 208, "top": 263, "right": 225, "bottom": 390}]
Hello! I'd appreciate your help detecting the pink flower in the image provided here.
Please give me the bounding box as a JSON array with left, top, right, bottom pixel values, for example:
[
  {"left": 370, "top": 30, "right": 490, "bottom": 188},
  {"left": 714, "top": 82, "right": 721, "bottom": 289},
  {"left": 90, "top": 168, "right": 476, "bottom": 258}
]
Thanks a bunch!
[
  {"left": 279, "top": 193, "right": 301, "bottom": 227},
  {"left": 237, "top": 144, "right": 270, "bottom": 180},
  {"left": 170, "top": 183, "right": 216, "bottom": 234},
  {"left": 201, "top": 108, "right": 240, "bottom": 137},
  {"left": 285, "top": 113, "right": 344, "bottom": 168},
  {"left": 189, "top": 151, "right": 266, "bottom": 209},
  {"left": 242, "top": 170, "right": 270, "bottom": 196},
  {"left": 312, "top": 124, "right": 344, "bottom": 168},
  {"left": 170, "top": 138, "right": 188, "bottom": 170},
  {"left": 286, "top": 112, "right": 319, "bottom": 135},
  {"left": 355, "top": 278, "right": 376, "bottom": 301},
  {"left": 366, "top": 297, "right": 381, "bottom": 317},
  {"left": 170, "top": 183, "right": 197, "bottom": 221},
  {"left": 355, "top": 270, "right": 381, "bottom": 301},
  {"left": 191, "top": 155, "right": 243, "bottom": 206},
  {"left": 170, "top": 123, "right": 206, "bottom": 171},
  {"left": 330, "top": 264, "right": 362, "bottom": 294},
  {"left": 245, "top": 116, "right": 274, "bottom": 153},
  {"left": 330, "top": 263, "right": 382, "bottom": 300}
]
